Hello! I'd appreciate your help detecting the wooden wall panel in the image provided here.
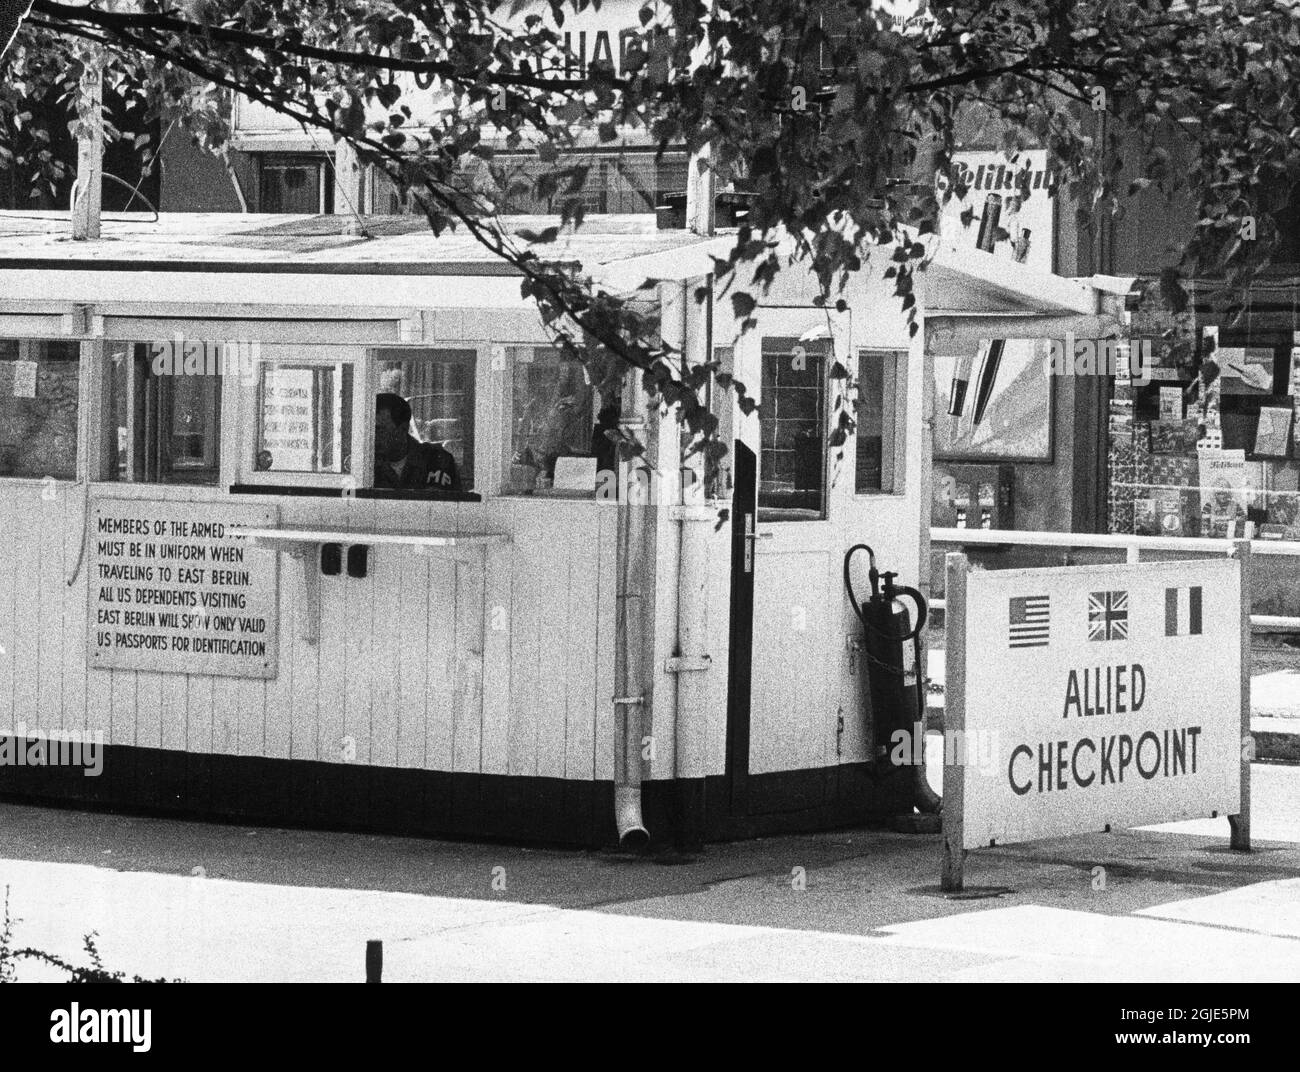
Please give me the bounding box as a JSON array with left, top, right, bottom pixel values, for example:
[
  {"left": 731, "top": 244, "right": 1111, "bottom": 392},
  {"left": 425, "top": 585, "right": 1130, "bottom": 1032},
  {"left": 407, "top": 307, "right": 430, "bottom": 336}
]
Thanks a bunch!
[
  {"left": 341, "top": 499, "right": 378, "bottom": 766},
  {"left": 210, "top": 675, "right": 240, "bottom": 755},
  {"left": 366, "top": 500, "right": 409, "bottom": 770},
  {"left": 425, "top": 553, "right": 458, "bottom": 771},
  {"left": 109, "top": 670, "right": 136, "bottom": 752},
  {"left": 314, "top": 502, "right": 351, "bottom": 765},
  {"left": 62, "top": 490, "right": 89, "bottom": 736},
  {"left": 451, "top": 556, "right": 485, "bottom": 774},
  {"left": 395, "top": 502, "right": 432, "bottom": 770},
  {"left": 477, "top": 499, "right": 514, "bottom": 776},
  {"left": 281, "top": 497, "right": 325, "bottom": 763},
  {"left": 533, "top": 503, "right": 573, "bottom": 780},
  {"left": 159, "top": 671, "right": 187, "bottom": 753},
  {"left": 0, "top": 487, "right": 618, "bottom": 795},
  {"left": 134, "top": 671, "right": 164, "bottom": 750},
  {"left": 186, "top": 674, "right": 214, "bottom": 756},
  {"left": 564, "top": 507, "right": 600, "bottom": 781},
  {"left": 0, "top": 493, "right": 18, "bottom": 733},
  {"left": 36, "top": 491, "right": 66, "bottom": 733},
  {"left": 593, "top": 507, "right": 618, "bottom": 782},
  {"left": 12, "top": 490, "right": 42, "bottom": 729},
  {"left": 506, "top": 501, "right": 540, "bottom": 778}
]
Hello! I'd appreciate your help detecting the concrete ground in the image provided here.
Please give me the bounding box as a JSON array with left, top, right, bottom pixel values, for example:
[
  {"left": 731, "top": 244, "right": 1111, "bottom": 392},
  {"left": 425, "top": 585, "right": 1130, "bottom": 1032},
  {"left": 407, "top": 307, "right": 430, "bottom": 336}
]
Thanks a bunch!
[{"left": 2, "top": 760, "right": 1299, "bottom": 981}]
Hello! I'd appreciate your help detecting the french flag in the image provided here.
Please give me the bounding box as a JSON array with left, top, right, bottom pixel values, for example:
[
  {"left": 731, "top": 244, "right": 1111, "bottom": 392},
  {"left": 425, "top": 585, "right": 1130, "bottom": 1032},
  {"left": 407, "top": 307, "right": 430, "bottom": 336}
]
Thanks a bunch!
[{"left": 1165, "top": 586, "right": 1203, "bottom": 637}]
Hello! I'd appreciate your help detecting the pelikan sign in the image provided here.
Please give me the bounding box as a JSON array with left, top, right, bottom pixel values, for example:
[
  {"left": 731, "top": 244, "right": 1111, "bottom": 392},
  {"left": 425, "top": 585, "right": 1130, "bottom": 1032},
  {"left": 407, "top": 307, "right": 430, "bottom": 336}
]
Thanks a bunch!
[{"left": 937, "top": 149, "right": 1057, "bottom": 273}]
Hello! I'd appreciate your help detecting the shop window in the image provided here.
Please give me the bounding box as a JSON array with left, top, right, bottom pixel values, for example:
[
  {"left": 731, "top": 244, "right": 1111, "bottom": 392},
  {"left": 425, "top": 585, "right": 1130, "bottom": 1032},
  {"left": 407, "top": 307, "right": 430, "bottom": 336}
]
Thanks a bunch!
[
  {"left": 373, "top": 348, "right": 476, "bottom": 489},
  {"left": 106, "top": 342, "right": 222, "bottom": 485},
  {"left": 0, "top": 339, "right": 80, "bottom": 479},
  {"left": 855, "top": 349, "right": 906, "bottom": 493},
  {"left": 503, "top": 346, "right": 596, "bottom": 494},
  {"left": 253, "top": 361, "right": 354, "bottom": 475},
  {"left": 257, "top": 155, "right": 333, "bottom": 214},
  {"left": 758, "top": 335, "right": 827, "bottom": 521}
]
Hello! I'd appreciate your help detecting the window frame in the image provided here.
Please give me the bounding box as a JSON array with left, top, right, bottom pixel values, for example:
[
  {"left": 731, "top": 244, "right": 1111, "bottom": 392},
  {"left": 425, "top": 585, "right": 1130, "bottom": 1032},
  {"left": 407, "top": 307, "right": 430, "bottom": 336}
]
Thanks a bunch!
[
  {"left": 499, "top": 343, "right": 600, "bottom": 497},
  {"left": 234, "top": 344, "right": 370, "bottom": 489},
  {"left": 0, "top": 337, "right": 84, "bottom": 483},
  {"left": 756, "top": 333, "right": 832, "bottom": 523},
  {"left": 255, "top": 152, "right": 334, "bottom": 214},
  {"left": 99, "top": 337, "right": 231, "bottom": 488},
  {"left": 371, "top": 345, "right": 479, "bottom": 491},
  {"left": 853, "top": 347, "right": 908, "bottom": 497}
]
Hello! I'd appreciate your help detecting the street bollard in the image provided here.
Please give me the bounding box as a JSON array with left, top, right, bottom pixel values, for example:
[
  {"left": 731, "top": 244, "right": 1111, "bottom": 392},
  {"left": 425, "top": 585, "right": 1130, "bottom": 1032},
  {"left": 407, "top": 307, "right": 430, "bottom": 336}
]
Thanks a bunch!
[{"left": 366, "top": 939, "right": 383, "bottom": 983}]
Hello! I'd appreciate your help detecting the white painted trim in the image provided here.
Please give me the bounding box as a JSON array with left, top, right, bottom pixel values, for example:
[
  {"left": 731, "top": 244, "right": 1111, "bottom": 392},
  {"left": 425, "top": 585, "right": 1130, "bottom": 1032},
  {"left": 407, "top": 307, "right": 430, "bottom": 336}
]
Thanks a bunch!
[{"left": 925, "top": 240, "right": 1099, "bottom": 315}]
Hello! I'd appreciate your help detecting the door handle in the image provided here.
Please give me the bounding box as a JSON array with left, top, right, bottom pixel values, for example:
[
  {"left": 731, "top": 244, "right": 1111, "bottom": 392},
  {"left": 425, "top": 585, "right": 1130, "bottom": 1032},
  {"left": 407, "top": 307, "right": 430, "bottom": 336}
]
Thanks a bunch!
[{"left": 744, "top": 531, "right": 774, "bottom": 541}]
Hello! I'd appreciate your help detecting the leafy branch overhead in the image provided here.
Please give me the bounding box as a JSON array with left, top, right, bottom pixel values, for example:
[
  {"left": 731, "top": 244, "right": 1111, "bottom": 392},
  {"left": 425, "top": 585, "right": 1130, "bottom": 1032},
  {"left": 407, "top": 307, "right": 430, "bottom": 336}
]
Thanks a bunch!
[{"left": 5, "top": 0, "right": 1300, "bottom": 461}]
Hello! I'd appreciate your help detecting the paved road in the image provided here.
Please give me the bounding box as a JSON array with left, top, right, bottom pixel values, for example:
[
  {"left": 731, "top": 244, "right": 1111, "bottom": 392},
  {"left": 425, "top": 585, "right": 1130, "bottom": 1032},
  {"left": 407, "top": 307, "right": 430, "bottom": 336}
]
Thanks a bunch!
[{"left": 2, "top": 763, "right": 1299, "bottom": 981}]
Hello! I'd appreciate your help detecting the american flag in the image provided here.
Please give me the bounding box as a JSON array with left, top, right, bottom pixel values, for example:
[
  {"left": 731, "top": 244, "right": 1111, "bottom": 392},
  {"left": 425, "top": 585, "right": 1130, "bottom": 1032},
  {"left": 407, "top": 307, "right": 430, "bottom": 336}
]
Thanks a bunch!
[
  {"left": 1088, "top": 590, "right": 1128, "bottom": 641},
  {"left": 1008, "top": 595, "right": 1050, "bottom": 648}
]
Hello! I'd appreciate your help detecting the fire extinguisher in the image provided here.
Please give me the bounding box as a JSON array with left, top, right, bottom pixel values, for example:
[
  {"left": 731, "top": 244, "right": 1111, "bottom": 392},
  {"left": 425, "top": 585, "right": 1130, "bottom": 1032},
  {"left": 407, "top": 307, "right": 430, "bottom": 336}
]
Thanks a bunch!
[{"left": 843, "top": 543, "right": 941, "bottom": 814}]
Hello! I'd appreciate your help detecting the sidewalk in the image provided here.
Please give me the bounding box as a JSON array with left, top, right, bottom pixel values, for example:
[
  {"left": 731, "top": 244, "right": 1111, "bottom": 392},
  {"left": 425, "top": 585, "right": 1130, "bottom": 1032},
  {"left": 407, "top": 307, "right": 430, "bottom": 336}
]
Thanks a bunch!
[{"left": 1, "top": 773, "right": 1298, "bottom": 981}]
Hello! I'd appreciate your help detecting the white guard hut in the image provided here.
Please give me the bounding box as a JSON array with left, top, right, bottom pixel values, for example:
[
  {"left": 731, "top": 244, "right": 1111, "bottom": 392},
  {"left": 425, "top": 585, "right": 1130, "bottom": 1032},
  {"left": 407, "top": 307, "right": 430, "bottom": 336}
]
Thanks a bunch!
[{"left": 0, "top": 212, "right": 1120, "bottom": 846}]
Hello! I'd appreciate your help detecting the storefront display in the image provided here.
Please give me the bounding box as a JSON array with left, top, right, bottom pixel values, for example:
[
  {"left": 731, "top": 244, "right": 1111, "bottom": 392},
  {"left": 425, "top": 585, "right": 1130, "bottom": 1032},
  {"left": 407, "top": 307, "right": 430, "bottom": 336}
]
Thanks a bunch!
[{"left": 1109, "top": 322, "right": 1300, "bottom": 540}]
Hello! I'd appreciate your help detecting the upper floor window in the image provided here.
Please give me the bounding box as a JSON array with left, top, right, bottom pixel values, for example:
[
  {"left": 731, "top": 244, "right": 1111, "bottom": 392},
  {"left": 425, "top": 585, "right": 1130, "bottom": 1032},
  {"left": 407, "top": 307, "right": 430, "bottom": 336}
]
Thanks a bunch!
[
  {"left": 257, "top": 154, "right": 334, "bottom": 214},
  {"left": 469, "top": 152, "right": 689, "bottom": 216}
]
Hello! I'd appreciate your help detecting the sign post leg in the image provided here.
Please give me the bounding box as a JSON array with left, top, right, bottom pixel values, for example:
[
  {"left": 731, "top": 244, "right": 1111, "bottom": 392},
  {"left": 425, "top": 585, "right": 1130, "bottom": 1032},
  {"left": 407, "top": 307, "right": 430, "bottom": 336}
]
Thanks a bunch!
[
  {"left": 1228, "top": 539, "right": 1252, "bottom": 851},
  {"left": 940, "top": 553, "right": 968, "bottom": 892}
]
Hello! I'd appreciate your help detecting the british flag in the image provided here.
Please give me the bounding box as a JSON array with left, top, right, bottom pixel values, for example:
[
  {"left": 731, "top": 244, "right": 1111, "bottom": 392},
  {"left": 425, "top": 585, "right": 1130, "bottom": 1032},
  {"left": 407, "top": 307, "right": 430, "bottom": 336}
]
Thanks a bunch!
[{"left": 1088, "top": 590, "right": 1128, "bottom": 641}]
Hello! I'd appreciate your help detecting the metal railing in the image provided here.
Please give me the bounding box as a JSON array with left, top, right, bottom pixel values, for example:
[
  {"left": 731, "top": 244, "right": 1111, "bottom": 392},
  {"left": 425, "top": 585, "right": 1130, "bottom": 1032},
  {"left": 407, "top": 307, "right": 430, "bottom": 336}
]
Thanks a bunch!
[{"left": 930, "top": 525, "right": 1300, "bottom": 631}]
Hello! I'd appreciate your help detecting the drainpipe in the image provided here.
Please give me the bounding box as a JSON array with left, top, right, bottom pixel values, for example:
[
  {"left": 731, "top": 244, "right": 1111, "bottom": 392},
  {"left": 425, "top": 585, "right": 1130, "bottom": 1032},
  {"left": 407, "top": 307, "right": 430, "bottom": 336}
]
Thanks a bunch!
[
  {"left": 613, "top": 379, "right": 652, "bottom": 849},
  {"left": 667, "top": 280, "right": 710, "bottom": 850}
]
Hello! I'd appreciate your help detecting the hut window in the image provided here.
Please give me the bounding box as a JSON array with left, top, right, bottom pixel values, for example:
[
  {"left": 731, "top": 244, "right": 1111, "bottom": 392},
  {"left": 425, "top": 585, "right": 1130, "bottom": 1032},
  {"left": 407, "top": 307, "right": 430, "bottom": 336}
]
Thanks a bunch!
[
  {"left": 0, "top": 339, "right": 81, "bottom": 480},
  {"left": 855, "top": 349, "right": 906, "bottom": 494},
  {"left": 503, "top": 346, "right": 596, "bottom": 494},
  {"left": 105, "top": 341, "right": 223, "bottom": 485},
  {"left": 373, "top": 348, "right": 476, "bottom": 489},
  {"left": 757, "top": 335, "right": 828, "bottom": 521},
  {"left": 253, "top": 361, "right": 354, "bottom": 475}
]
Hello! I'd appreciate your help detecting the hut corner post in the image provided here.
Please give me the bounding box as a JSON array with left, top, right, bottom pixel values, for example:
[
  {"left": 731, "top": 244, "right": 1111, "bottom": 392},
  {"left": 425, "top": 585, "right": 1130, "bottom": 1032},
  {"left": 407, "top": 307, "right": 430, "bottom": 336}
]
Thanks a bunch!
[
  {"left": 940, "top": 553, "right": 969, "bottom": 892},
  {"left": 1228, "top": 538, "right": 1252, "bottom": 852}
]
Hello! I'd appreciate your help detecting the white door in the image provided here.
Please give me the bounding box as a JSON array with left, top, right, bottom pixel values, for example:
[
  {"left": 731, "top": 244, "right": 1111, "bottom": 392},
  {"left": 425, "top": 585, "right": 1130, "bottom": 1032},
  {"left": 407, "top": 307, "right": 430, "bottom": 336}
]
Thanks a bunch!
[{"left": 732, "top": 307, "right": 852, "bottom": 793}]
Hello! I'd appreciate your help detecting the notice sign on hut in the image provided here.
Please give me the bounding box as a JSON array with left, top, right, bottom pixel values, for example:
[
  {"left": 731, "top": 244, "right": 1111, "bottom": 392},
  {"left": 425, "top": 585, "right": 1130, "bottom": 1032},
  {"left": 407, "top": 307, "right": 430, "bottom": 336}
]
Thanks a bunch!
[
  {"left": 946, "top": 558, "right": 1243, "bottom": 850},
  {"left": 89, "top": 500, "right": 280, "bottom": 678}
]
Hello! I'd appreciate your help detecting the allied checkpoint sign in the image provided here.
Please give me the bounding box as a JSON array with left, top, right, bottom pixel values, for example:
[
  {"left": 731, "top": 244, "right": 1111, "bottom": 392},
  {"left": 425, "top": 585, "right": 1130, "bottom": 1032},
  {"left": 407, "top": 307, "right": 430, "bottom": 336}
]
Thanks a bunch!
[
  {"left": 949, "top": 559, "right": 1242, "bottom": 850},
  {"left": 89, "top": 499, "right": 280, "bottom": 678}
]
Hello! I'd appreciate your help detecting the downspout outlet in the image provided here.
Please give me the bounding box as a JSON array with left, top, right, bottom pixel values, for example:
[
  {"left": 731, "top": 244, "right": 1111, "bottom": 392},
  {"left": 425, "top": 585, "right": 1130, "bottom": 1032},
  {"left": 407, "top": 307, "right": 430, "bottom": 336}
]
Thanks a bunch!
[{"left": 614, "top": 785, "right": 650, "bottom": 849}]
